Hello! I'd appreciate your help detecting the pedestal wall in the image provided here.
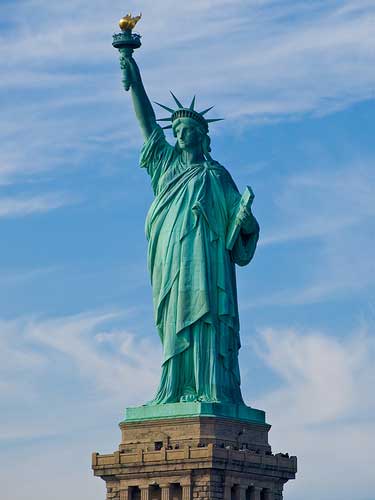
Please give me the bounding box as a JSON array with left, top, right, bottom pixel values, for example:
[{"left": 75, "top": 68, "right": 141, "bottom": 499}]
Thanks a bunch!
[{"left": 93, "top": 416, "right": 296, "bottom": 500}]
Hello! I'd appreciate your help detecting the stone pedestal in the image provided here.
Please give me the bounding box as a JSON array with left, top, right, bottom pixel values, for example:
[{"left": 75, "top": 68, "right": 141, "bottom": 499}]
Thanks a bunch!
[{"left": 92, "top": 410, "right": 297, "bottom": 500}]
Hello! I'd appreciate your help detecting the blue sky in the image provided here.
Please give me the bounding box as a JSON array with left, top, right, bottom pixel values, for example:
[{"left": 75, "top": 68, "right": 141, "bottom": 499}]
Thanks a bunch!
[{"left": 1, "top": 1, "right": 375, "bottom": 499}]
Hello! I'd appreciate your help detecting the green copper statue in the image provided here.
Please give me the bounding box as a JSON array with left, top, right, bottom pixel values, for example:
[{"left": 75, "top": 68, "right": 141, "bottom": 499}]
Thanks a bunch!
[{"left": 114, "top": 15, "right": 259, "bottom": 406}]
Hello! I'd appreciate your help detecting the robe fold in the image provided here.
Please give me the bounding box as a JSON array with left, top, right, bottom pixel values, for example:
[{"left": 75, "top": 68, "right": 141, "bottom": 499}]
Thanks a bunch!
[{"left": 140, "top": 126, "right": 259, "bottom": 404}]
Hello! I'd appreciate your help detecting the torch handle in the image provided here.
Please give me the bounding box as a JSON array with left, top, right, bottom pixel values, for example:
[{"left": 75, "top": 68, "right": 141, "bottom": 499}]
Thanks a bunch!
[{"left": 119, "top": 48, "right": 134, "bottom": 91}]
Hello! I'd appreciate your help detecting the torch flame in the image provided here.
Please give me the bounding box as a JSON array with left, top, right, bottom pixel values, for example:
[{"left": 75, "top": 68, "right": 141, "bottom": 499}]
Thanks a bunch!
[{"left": 119, "top": 13, "right": 142, "bottom": 31}]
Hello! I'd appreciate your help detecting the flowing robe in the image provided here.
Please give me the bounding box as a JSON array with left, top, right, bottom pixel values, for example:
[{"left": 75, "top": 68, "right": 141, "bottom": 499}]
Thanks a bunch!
[{"left": 140, "top": 126, "right": 259, "bottom": 404}]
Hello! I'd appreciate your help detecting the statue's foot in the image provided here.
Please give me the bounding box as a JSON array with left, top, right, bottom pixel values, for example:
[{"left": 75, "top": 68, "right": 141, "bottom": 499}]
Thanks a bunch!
[
  {"left": 180, "top": 392, "right": 198, "bottom": 402},
  {"left": 197, "top": 395, "right": 213, "bottom": 402}
]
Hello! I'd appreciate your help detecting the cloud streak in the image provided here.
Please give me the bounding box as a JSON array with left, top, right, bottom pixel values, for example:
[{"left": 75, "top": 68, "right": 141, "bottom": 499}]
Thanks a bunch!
[
  {"left": 1, "top": 0, "right": 375, "bottom": 187},
  {"left": 0, "top": 309, "right": 161, "bottom": 441},
  {"left": 243, "top": 160, "right": 375, "bottom": 306},
  {"left": 252, "top": 324, "right": 375, "bottom": 500},
  {"left": 261, "top": 161, "right": 375, "bottom": 246},
  {"left": 0, "top": 192, "right": 79, "bottom": 217},
  {"left": 2, "top": 309, "right": 374, "bottom": 500}
]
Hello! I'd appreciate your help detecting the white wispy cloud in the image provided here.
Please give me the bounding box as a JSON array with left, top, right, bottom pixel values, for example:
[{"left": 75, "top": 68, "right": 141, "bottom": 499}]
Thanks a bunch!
[
  {"left": 0, "top": 266, "right": 57, "bottom": 285},
  {"left": 0, "top": 192, "right": 79, "bottom": 217},
  {"left": 0, "top": 308, "right": 161, "bottom": 500},
  {"left": 242, "top": 160, "right": 375, "bottom": 306},
  {"left": 251, "top": 325, "right": 375, "bottom": 500},
  {"left": 1, "top": 0, "right": 374, "bottom": 187},
  {"left": 0, "top": 310, "right": 161, "bottom": 439},
  {"left": 254, "top": 327, "right": 372, "bottom": 424},
  {"left": 261, "top": 161, "right": 375, "bottom": 246},
  {"left": 2, "top": 309, "right": 374, "bottom": 500},
  {"left": 25, "top": 311, "right": 161, "bottom": 399}
]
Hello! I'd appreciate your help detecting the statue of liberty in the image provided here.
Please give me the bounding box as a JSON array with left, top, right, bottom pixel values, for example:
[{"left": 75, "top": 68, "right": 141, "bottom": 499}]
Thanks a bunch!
[{"left": 116, "top": 17, "right": 260, "bottom": 406}]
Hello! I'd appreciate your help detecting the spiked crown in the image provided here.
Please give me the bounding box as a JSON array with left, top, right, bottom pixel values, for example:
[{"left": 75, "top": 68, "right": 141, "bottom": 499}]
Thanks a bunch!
[{"left": 155, "top": 92, "right": 223, "bottom": 133}]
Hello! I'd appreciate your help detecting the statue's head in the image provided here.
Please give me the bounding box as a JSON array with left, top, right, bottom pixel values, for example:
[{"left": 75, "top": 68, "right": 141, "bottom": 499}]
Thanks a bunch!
[
  {"left": 154, "top": 92, "right": 222, "bottom": 160},
  {"left": 172, "top": 117, "right": 210, "bottom": 155}
]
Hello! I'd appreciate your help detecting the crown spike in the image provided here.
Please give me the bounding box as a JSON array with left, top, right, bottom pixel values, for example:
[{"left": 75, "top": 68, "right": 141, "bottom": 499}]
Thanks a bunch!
[
  {"left": 157, "top": 117, "right": 173, "bottom": 122},
  {"left": 170, "top": 91, "right": 183, "bottom": 108},
  {"left": 199, "top": 105, "right": 215, "bottom": 116},
  {"left": 162, "top": 124, "right": 173, "bottom": 129},
  {"left": 189, "top": 96, "right": 196, "bottom": 110},
  {"left": 206, "top": 118, "right": 224, "bottom": 123},
  {"left": 154, "top": 101, "right": 175, "bottom": 113}
]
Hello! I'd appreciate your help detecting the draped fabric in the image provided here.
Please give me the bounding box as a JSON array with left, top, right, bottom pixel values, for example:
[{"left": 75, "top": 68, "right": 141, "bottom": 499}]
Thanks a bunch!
[{"left": 140, "top": 126, "right": 259, "bottom": 404}]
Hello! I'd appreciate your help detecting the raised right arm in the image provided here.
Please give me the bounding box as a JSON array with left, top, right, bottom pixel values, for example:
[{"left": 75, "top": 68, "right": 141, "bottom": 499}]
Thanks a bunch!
[{"left": 122, "top": 55, "right": 157, "bottom": 141}]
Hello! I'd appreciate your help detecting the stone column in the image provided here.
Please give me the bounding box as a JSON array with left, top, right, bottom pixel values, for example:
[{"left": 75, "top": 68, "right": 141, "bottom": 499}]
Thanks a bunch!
[
  {"left": 263, "top": 489, "right": 273, "bottom": 500},
  {"left": 224, "top": 481, "right": 232, "bottom": 500},
  {"left": 140, "top": 486, "right": 150, "bottom": 500},
  {"left": 223, "top": 479, "right": 233, "bottom": 500},
  {"left": 249, "top": 486, "right": 262, "bottom": 500},
  {"left": 119, "top": 488, "right": 129, "bottom": 500},
  {"left": 237, "top": 485, "right": 248, "bottom": 500},
  {"left": 160, "top": 484, "right": 171, "bottom": 500},
  {"left": 181, "top": 484, "right": 191, "bottom": 500},
  {"left": 273, "top": 484, "right": 283, "bottom": 500}
]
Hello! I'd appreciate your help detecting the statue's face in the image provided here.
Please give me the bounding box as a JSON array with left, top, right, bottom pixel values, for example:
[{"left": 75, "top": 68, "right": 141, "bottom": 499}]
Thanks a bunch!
[{"left": 174, "top": 118, "right": 202, "bottom": 151}]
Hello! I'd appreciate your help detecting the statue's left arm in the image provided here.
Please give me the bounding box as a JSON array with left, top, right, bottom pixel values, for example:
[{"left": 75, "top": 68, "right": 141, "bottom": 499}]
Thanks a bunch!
[
  {"left": 231, "top": 209, "right": 260, "bottom": 267},
  {"left": 224, "top": 174, "right": 260, "bottom": 267}
]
